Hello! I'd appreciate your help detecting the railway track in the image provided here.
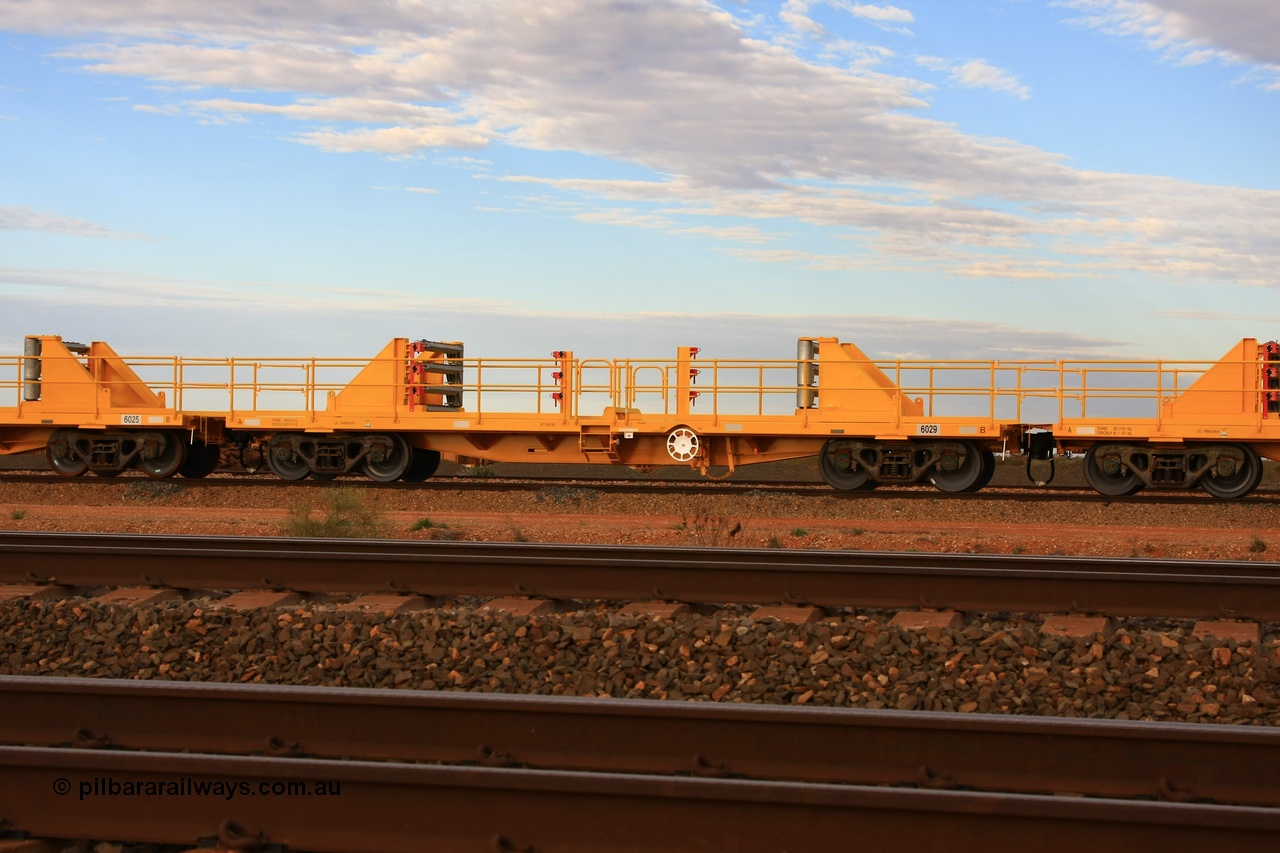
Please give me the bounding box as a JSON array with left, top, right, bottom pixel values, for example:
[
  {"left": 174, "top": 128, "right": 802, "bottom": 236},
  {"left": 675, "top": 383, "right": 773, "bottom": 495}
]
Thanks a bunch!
[
  {"left": 3, "top": 676, "right": 1278, "bottom": 850},
  {"left": 5, "top": 675, "right": 1278, "bottom": 804},
  {"left": 3, "top": 531, "right": 1280, "bottom": 620},
  {"left": 2, "top": 467, "right": 1278, "bottom": 506}
]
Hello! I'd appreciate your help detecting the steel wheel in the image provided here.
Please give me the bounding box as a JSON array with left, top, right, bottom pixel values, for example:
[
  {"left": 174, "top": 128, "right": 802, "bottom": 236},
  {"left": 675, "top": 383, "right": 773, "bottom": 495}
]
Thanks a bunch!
[
  {"left": 1201, "top": 445, "right": 1261, "bottom": 499},
  {"left": 400, "top": 447, "right": 441, "bottom": 482},
  {"left": 46, "top": 431, "right": 87, "bottom": 478},
  {"left": 363, "top": 434, "right": 412, "bottom": 483},
  {"left": 139, "top": 433, "right": 186, "bottom": 479},
  {"left": 965, "top": 449, "right": 996, "bottom": 493},
  {"left": 818, "top": 441, "right": 874, "bottom": 490},
  {"left": 179, "top": 439, "right": 221, "bottom": 479},
  {"left": 930, "top": 442, "right": 984, "bottom": 493},
  {"left": 1083, "top": 444, "right": 1143, "bottom": 496},
  {"left": 267, "top": 437, "right": 310, "bottom": 481}
]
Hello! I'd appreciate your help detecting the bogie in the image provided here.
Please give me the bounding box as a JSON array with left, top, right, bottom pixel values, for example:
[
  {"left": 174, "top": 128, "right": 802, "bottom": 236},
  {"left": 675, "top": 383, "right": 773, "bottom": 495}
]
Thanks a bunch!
[
  {"left": 1077, "top": 442, "right": 1265, "bottom": 499},
  {"left": 819, "top": 439, "right": 996, "bottom": 493},
  {"left": 45, "top": 429, "right": 197, "bottom": 479},
  {"left": 264, "top": 433, "right": 421, "bottom": 482}
]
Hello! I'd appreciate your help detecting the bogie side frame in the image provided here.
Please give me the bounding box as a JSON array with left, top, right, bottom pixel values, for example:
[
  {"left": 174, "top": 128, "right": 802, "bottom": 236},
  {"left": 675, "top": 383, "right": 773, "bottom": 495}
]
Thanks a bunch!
[{"left": 1, "top": 334, "right": 1277, "bottom": 497}]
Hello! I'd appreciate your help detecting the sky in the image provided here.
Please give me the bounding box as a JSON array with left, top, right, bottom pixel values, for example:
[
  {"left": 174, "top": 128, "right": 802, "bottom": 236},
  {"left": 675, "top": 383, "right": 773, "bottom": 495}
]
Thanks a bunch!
[{"left": 1, "top": 0, "right": 1277, "bottom": 365}]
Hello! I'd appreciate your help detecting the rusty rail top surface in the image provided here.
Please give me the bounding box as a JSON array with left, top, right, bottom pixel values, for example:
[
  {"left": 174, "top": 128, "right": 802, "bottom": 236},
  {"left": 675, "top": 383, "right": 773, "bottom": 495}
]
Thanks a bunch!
[
  {"left": 3, "top": 531, "right": 1280, "bottom": 619},
  {"left": 3, "top": 675, "right": 1278, "bottom": 808}
]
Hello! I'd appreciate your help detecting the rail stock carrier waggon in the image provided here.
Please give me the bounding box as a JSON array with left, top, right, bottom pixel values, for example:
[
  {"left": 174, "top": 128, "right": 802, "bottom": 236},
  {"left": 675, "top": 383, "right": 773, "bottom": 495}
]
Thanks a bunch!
[{"left": 1, "top": 334, "right": 1277, "bottom": 499}]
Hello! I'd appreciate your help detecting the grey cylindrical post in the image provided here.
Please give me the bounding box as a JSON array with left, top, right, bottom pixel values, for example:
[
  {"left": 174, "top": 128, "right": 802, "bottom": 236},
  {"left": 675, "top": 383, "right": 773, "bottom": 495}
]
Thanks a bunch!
[
  {"left": 22, "top": 337, "right": 41, "bottom": 402},
  {"left": 797, "top": 339, "right": 816, "bottom": 409}
]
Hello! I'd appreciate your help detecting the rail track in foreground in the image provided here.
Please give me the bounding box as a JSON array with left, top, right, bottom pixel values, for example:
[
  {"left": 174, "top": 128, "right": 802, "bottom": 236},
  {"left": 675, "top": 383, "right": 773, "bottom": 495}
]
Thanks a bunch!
[
  {"left": 3, "top": 532, "right": 1280, "bottom": 621},
  {"left": 2, "top": 676, "right": 1278, "bottom": 851}
]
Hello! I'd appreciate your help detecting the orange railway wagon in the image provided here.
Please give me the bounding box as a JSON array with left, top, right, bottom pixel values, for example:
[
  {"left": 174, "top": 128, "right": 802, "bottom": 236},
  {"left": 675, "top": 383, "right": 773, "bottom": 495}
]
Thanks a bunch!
[{"left": 1, "top": 334, "right": 1276, "bottom": 498}]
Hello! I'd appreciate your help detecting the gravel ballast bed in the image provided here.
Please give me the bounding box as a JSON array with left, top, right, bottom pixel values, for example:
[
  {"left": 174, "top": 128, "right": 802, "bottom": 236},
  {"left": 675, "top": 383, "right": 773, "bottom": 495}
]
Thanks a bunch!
[{"left": 4, "top": 597, "right": 1277, "bottom": 725}]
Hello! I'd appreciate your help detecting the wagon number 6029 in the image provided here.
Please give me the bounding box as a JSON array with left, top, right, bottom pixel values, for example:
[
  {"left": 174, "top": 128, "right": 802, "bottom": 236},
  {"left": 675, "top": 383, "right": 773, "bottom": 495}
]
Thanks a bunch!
[{"left": 917, "top": 423, "right": 939, "bottom": 435}]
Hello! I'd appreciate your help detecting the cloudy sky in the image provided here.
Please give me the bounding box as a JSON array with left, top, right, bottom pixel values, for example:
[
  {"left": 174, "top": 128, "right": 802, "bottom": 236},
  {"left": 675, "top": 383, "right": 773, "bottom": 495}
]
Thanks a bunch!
[{"left": 1, "top": 0, "right": 1276, "bottom": 364}]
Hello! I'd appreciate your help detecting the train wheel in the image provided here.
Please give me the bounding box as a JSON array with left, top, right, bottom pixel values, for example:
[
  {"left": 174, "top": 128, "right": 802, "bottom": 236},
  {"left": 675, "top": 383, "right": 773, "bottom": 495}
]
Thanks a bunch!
[
  {"left": 1201, "top": 445, "right": 1261, "bottom": 499},
  {"left": 1083, "top": 444, "right": 1143, "bottom": 496},
  {"left": 400, "top": 447, "right": 441, "bottom": 483},
  {"left": 139, "top": 432, "right": 186, "bottom": 479},
  {"left": 363, "top": 434, "right": 411, "bottom": 483},
  {"left": 965, "top": 449, "right": 996, "bottom": 493},
  {"left": 818, "top": 441, "right": 873, "bottom": 490},
  {"left": 930, "top": 442, "right": 985, "bottom": 493},
  {"left": 666, "top": 427, "right": 700, "bottom": 462},
  {"left": 46, "top": 431, "right": 87, "bottom": 478},
  {"left": 179, "top": 439, "right": 221, "bottom": 479},
  {"left": 267, "top": 437, "right": 310, "bottom": 481}
]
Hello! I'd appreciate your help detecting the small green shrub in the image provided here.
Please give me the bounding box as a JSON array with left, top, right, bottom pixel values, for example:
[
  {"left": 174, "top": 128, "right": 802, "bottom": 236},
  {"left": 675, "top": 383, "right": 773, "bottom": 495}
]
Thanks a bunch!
[
  {"left": 10, "top": 509, "right": 25, "bottom": 520},
  {"left": 1249, "top": 535, "right": 1267, "bottom": 553},
  {"left": 282, "top": 487, "right": 388, "bottom": 539},
  {"left": 792, "top": 527, "right": 808, "bottom": 537}
]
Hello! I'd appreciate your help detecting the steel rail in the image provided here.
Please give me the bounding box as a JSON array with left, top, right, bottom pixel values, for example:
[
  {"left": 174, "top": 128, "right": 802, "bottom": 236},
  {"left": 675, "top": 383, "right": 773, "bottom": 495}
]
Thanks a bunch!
[
  {"left": 3, "top": 676, "right": 1278, "bottom": 808},
  {"left": 4, "top": 531, "right": 1280, "bottom": 619},
  {"left": 5, "top": 746, "right": 1280, "bottom": 851},
  {"left": 2, "top": 468, "right": 1277, "bottom": 505}
]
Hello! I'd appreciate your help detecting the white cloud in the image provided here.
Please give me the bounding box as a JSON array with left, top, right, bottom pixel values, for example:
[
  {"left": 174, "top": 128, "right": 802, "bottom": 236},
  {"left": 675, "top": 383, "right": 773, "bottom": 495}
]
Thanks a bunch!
[
  {"left": 1149, "top": 0, "right": 1280, "bottom": 65},
  {"left": 782, "top": 1, "right": 913, "bottom": 37},
  {"left": 0, "top": 0, "right": 1274, "bottom": 289},
  {"left": 916, "top": 56, "right": 1031, "bottom": 99},
  {"left": 1057, "top": 0, "right": 1280, "bottom": 88},
  {"left": 845, "top": 3, "right": 913, "bottom": 26},
  {"left": 297, "top": 124, "right": 489, "bottom": 155},
  {"left": 0, "top": 205, "right": 140, "bottom": 238},
  {"left": 781, "top": 0, "right": 825, "bottom": 35},
  {"left": 0, "top": 265, "right": 1124, "bottom": 361}
]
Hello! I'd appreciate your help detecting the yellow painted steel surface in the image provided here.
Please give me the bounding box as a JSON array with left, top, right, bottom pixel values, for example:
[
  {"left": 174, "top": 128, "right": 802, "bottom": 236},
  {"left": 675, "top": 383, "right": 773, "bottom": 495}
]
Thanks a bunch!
[{"left": 2, "top": 335, "right": 1279, "bottom": 465}]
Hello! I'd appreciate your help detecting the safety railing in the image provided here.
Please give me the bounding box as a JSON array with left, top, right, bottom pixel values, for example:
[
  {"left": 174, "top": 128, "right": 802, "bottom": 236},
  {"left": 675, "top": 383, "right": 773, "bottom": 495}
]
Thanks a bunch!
[{"left": 1, "top": 350, "right": 1269, "bottom": 430}]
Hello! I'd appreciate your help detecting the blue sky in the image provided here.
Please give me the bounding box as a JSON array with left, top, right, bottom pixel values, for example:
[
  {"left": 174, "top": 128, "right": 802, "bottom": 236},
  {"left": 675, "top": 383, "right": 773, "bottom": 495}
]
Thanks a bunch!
[{"left": 1, "top": 0, "right": 1276, "bottom": 364}]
